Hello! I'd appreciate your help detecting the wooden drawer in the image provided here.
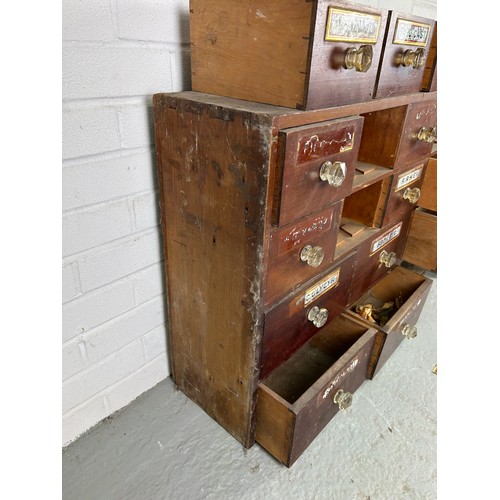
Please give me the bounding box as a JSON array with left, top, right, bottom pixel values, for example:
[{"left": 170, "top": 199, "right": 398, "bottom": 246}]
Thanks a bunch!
[
  {"left": 396, "top": 100, "right": 437, "bottom": 168},
  {"left": 265, "top": 203, "right": 343, "bottom": 307},
  {"left": 348, "top": 214, "right": 412, "bottom": 303},
  {"left": 275, "top": 116, "right": 363, "bottom": 226},
  {"left": 347, "top": 265, "right": 432, "bottom": 378},
  {"left": 261, "top": 252, "right": 357, "bottom": 379},
  {"left": 256, "top": 313, "right": 377, "bottom": 466},
  {"left": 190, "top": 1, "right": 388, "bottom": 110},
  {"left": 383, "top": 161, "right": 427, "bottom": 227},
  {"left": 358, "top": 100, "right": 436, "bottom": 171},
  {"left": 402, "top": 208, "right": 437, "bottom": 271},
  {"left": 375, "top": 12, "right": 436, "bottom": 98},
  {"left": 417, "top": 153, "right": 437, "bottom": 212}
]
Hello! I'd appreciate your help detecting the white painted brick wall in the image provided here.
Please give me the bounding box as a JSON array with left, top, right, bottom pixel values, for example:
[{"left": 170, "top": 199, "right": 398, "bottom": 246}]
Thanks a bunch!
[
  {"left": 62, "top": 0, "right": 436, "bottom": 447},
  {"left": 62, "top": 0, "right": 189, "bottom": 446}
]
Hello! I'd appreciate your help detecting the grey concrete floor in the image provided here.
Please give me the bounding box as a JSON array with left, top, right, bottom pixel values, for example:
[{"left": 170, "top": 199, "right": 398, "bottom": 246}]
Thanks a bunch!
[{"left": 62, "top": 272, "right": 437, "bottom": 500}]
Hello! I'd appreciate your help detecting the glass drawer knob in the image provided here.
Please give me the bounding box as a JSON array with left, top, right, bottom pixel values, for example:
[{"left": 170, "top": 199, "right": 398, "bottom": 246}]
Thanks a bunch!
[
  {"left": 319, "top": 160, "right": 346, "bottom": 187},
  {"left": 402, "top": 47, "right": 426, "bottom": 69},
  {"left": 379, "top": 249, "right": 397, "bottom": 268},
  {"left": 333, "top": 389, "right": 353, "bottom": 410},
  {"left": 300, "top": 245, "right": 325, "bottom": 268},
  {"left": 417, "top": 126, "right": 437, "bottom": 143},
  {"left": 403, "top": 187, "right": 421, "bottom": 204},
  {"left": 401, "top": 323, "right": 418, "bottom": 339},
  {"left": 344, "top": 45, "right": 373, "bottom": 72},
  {"left": 307, "top": 306, "right": 329, "bottom": 328}
]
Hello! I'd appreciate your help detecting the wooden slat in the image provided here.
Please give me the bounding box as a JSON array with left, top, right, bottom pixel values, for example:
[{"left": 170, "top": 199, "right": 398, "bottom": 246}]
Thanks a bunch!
[{"left": 402, "top": 209, "right": 437, "bottom": 271}]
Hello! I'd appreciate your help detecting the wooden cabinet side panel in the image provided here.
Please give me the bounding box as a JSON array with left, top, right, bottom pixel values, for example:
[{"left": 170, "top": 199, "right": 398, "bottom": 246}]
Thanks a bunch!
[
  {"left": 153, "top": 94, "right": 272, "bottom": 447},
  {"left": 190, "top": 0, "right": 313, "bottom": 109}
]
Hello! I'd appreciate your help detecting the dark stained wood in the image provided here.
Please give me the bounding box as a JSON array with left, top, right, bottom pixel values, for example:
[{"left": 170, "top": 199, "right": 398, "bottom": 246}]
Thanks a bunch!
[
  {"left": 257, "top": 314, "right": 377, "bottom": 466},
  {"left": 383, "top": 160, "right": 428, "bottom": 227},
  {"left": 402, "top": 209, "right": 437, "bottom": 271},
  {"left": 347, "top": 265, "right": 432, "bottom": 378},
  {"left": 305, "top": 1, "right": 389, "bottom": 109},
  {"left": 153, "top": 93, "right": 273, "bottom": 447},
  {"left": 348, "top": 213, "right": 412, "bottom": 303},
  {"left": 375, "top": 12, "right": 436, "bottom": 98},
  {"left": 265, "top": 202, "right": 343, "bottom": 307},
  {"left": 357, "top": 99, "right": 436, "bottom": 172},
  {"left": 153, "top": 89, "right": 436, "bottom": 463},
  {"left": 395, "top": 100, "right": 437, "bottom": 168},
  {"left": 276, "top": 116, "right": 363, "bottom": 226},
  {"left": 261, "top": 252, "right": 357, "bottom": 379}
]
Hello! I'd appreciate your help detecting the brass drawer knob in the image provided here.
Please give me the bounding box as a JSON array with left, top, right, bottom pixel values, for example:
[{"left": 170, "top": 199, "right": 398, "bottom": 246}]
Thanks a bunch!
[
  {"left": 379, "top": 249, "right": 397, "bottom": 268},
  {"left": 333, "top": 389, "right": 353, "bottom": 410},
  {"left": 344, "top": 45, "right": 373, "bottom": 72},
  {"left": 307, "top": 306, "right": 329, "bottom": 328},
  {"left": 401, "top": 323, "right": 418, "bottom": 339},
  {"left": 403, "top": 187, "right": 421, "bottom": 204},
  {"left": 402, "top": 47, "right": 426, "bottom": 69},
  {"left": 417, "top": 126, "right": 437, "bottom": 143},
  {"left": 319, "top": 160, "right": 347, "bottom": 187},
  {"left": 300, "top": 244, "right": 325, "bottom": 268}
]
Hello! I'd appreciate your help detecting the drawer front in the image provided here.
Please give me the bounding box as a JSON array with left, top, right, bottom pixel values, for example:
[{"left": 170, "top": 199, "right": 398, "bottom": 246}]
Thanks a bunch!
[
  {"left": 276, "top": 116, "right": 363, "bottom": 226},
  {"left": 348, "top": 265, "right": 433, "bottom": 378},
  {"left": 265, "top": 203, "right": 343, "bottom": 307},
  {"left": 261, "top": 252, "right": 357, "bottom": 379},
  {"left": 349, "top": 214, "right": 411, "bottom": 303},
  {"left": 395, "top": 100, "right": 437, "bottom": 168},
  {"left": 305, "top": 2, "right": 389, "bottom": 109},
  {"left": 256, "top": 314, "right": 377, "bottom": 466},
  {"left": 383, "top": 161, "right": 427, "bottom": 227},
  {"left": 375, "top": 13, "right": 436, "bottom": 98}
]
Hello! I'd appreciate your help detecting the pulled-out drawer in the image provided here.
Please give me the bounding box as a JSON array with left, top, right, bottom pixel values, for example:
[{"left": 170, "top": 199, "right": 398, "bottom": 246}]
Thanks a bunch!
[
  {"left": 261, "top": 252, "right": 357, "bottom": 379},
  {"left": 348, "top": 265, "right": 432, "bottom": 378},
  {"left": 348, "top": 214, "right": 412, "bottom": 303},
  {"left": 383, "top": 160, "right": 427, "bottom": 227},
  {"left": 265, "top": 203, "right": 343, "bottom": 307},
  {"left": 256, "top": 314, "right": 377, "bottom": 466},
  {"left": 375, "top": 12, "right": 436, "bottom": 98},
  {"left": 275, "top": 116, "right": 363, "bottom": 226}
]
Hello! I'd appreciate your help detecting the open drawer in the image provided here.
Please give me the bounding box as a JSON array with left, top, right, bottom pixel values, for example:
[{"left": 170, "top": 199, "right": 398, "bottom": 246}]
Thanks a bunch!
[
  {"left": 255, "top": 314, "right": 377, "bottom": 467},
  {"left": 347, "top": 265, "right": 432, "bottom": 379}
]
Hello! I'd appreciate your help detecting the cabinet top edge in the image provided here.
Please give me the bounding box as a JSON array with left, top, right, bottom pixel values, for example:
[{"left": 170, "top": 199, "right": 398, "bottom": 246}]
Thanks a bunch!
[{"left": 153, "top": 91, "right": 437, "bottom": 123}]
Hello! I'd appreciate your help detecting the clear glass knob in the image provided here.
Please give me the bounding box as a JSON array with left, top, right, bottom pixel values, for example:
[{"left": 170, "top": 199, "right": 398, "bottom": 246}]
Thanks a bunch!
[
  {"left": 307, "top": 306, "right": 329, "bottom": 328},
  {"left": 401, "top": 323, "right": 418, "bottom": 339},
  {"left": 417, "top": 126, "right": 437, "bottom": 143},
  {"left": 379, "top": 249, "right": 397, "bottom": 268},
  {"left": 300, "top": 245, "right": 325, "bottom": 268},
  {"left": 319, "top": 160, "right": 346, "bottom": 187},
  {"left": 403, "top": 187, "right": 421, "bottom": 204},
  {"left": 333, "top": 389, "right": 353, "bottom": 410}
]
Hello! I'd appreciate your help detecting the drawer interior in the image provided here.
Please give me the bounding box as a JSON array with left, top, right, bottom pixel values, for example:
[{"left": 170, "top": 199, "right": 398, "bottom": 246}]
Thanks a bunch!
[
  {"left": 335, "top": 177, "right": 391, "bottom": 259},
  {"left": 262, "top": 315, "right": 372, "bottom": 405},
  {"left": 350, "top": 266, "right": 427, "bottom": 325}
]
